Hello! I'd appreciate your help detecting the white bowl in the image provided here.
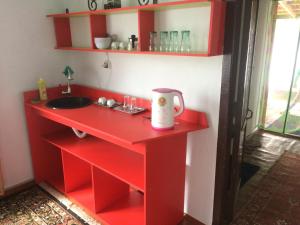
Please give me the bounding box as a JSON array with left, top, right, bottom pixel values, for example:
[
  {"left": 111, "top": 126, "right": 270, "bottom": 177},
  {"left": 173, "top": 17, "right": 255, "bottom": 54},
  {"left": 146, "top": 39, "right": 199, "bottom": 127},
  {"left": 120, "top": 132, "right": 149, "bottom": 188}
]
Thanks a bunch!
[{"left": 94, "top": 37, "right": 112, "bottom": 49}]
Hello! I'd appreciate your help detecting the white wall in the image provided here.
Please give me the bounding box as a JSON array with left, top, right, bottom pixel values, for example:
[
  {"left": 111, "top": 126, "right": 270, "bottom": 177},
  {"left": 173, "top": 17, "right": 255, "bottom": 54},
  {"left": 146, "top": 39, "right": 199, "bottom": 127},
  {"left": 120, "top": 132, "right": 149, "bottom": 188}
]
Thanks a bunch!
[
  {"left": 0, "top": 0, "right": 68, "bottom": 188},
  {"left": 63, "top": 1, "right": 223, "bottom": 224}
]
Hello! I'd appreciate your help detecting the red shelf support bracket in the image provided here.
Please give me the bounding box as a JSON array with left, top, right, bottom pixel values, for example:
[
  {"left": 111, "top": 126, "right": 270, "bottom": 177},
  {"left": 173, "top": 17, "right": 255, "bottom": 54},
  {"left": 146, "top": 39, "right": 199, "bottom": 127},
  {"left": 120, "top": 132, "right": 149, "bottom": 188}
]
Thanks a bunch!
[
  {"left": 90, "top": 15, "right": 107, "bottom": 49},
  {"left": 138, "top": 10, "right": 155, "bottom": 52},
  {"left": 208, "top": 0, "right": 226, "bottom": 56},
  {"left": 54, "top": 17, "right": 72, "bottom": 48}
]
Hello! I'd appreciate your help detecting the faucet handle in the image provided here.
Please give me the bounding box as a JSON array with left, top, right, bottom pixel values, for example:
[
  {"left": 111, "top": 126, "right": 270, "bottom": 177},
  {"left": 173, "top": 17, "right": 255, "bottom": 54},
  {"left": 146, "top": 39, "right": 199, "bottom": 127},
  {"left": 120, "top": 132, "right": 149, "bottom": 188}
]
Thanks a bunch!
[
  {"left": 63, "top": 66, "right": 74, "bottom": 79},
  {"left": 67, "top": 74, "right": 74, "bottom": 80}
]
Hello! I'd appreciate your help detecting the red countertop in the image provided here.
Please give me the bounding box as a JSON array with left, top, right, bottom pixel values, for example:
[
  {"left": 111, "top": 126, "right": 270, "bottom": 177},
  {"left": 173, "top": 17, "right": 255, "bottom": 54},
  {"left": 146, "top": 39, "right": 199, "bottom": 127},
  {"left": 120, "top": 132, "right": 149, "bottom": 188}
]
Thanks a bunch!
[{"left": 24, "top": 85, "right": 208, "bottom": 145}]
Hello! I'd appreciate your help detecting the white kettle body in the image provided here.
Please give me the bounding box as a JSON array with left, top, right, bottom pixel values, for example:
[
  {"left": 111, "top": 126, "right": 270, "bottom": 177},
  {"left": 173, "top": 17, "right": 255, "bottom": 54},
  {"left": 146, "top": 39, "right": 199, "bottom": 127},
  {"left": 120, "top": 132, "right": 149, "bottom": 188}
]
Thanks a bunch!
[{"left": 151, "top": 88, "right": 185, "bottom": 130}]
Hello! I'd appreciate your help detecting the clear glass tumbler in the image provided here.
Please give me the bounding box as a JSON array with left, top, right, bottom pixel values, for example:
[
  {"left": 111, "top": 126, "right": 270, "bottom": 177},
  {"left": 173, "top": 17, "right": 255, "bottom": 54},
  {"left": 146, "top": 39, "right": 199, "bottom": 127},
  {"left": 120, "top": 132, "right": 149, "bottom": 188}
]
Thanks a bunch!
[
  {"left": 123, "top": 95, "right": 130, "bottom": 110},
  {"left": 169, "top": 31, "right": 179, "bottom": 52},
  {"left": 130, "top": 97, "right": 137, "bottom": 112},
  {"left": 149, "top": 32, "right": 158, "bottom": 51},
  {"left": 159, "top": 31, "right": 169, "bottom": 52},
  {"left": 180, "top": 30, "right": 191, "bottom": 53}
]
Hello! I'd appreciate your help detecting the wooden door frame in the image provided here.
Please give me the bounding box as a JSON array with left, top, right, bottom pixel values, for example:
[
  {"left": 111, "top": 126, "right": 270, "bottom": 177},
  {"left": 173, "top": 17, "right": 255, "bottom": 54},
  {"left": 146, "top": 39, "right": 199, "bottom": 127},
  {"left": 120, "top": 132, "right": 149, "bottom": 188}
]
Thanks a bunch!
[
  {"left": 0, "top": 162, "right": 4, "bottom": 196},
  {"left": 212, "top": 0, "right": 259, "bottom": 224}
]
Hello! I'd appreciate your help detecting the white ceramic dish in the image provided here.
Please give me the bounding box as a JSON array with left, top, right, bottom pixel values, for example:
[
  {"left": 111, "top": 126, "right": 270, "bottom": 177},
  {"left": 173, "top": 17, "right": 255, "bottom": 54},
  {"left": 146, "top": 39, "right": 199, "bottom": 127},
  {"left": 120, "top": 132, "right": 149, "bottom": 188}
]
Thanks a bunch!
[{"left": 94, "top": 37, "right": 112, "bottom": 49}]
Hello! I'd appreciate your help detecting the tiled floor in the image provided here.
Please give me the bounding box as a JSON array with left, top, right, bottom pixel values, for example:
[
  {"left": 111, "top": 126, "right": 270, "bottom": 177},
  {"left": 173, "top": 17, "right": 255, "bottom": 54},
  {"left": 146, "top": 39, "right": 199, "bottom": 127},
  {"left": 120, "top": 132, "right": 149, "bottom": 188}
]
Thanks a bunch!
[{"left": 233, "top": 131, "right": 300, "bottom": 224}]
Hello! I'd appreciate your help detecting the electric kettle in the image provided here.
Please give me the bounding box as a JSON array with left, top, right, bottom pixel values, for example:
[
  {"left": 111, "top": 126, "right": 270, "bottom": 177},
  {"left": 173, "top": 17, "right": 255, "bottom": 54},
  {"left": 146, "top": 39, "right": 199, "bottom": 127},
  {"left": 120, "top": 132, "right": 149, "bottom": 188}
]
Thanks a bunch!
[{"left": 151, "top": 88, "right": 185, "bottom": 130}]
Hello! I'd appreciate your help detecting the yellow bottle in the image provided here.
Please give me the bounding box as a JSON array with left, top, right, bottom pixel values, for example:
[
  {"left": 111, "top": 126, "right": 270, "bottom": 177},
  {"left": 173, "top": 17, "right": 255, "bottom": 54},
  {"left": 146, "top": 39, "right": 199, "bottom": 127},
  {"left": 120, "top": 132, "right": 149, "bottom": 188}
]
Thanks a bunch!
[{"left": 37, "top": 78, "right": 48, "bottom": 101}]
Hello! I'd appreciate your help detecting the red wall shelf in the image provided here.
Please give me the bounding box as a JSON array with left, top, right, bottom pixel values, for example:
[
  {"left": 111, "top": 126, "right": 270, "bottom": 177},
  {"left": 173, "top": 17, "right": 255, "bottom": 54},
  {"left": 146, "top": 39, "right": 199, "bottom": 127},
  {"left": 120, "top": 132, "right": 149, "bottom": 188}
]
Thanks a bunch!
[
  {"left": 47, "top": 0, "right": 226, "bottom": 57},
  {"left": 24, "top": 85, "right": 208, "bottom": 225},
  {"left": 55, "top": 47, "right": 209, "bottom": 57}
]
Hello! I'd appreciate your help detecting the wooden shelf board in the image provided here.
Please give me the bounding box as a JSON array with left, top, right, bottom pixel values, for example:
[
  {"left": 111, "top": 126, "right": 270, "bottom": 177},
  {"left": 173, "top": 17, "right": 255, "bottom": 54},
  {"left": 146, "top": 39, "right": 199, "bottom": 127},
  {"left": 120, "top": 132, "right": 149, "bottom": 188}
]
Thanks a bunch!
[
  {"left": 139, "top": 0, "right": 210, "bottom": 11},
  {"left": 142, "top": 50, "right": 209, "bottom": 57},
  {"left": 96, "top": 190, "right": 144, "bottom": 225},
  {"left": 47, "top": 0, "right": 211, "bottom": 18},
  {"left": 55, "top": 47, "right": 143, "bottom": 54},
  {"left": 43, "top": 130, "right": 144, "bottom": 192},
  {"left": 55, "top": 47, "right": 209, "bottom": 57},
  {"left": 67, "top": 183, "right": 95, "bottom": 212}
]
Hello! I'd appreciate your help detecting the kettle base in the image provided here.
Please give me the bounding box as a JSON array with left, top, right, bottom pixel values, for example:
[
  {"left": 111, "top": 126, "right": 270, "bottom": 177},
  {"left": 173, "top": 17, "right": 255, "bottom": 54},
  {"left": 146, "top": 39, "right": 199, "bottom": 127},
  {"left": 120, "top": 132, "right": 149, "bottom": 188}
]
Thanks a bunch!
[{"left": 152, "top": 125, "right": 174, "bottom": 131}]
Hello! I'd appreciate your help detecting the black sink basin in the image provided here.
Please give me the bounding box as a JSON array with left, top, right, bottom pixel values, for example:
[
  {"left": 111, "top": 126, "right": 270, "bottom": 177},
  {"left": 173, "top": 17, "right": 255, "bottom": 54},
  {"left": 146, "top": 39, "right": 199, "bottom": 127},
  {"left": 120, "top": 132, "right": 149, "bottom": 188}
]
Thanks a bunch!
[{"left": 46, "top": 97, "right": 93, "bottom": 109}]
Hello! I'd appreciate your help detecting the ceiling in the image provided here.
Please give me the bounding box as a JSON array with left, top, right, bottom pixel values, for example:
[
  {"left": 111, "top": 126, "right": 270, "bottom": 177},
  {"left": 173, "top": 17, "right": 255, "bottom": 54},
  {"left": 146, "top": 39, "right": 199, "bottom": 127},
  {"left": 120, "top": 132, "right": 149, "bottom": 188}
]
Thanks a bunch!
[{"left": 277, "top": 0, "right": 300, "bottom": 18}]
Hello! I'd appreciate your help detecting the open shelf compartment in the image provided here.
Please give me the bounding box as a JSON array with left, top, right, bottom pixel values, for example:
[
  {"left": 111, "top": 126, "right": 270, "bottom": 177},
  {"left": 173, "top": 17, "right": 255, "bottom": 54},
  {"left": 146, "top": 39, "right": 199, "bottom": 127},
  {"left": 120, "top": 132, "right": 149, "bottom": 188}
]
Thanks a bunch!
[
  {"left": 43, "top": 130, "right": 144, "bottom": 192},
  {"left": 92, "top": 166, "right": 145, "bottom": 225},
  {"left": 62, "top": 151, "right": 95, "bottom": 211},
  {"left": 40, "top": 142, "right": 65, "bottom": 193},
  {"left": 95, "top": 190, "right": 144, "bottom": 225}
]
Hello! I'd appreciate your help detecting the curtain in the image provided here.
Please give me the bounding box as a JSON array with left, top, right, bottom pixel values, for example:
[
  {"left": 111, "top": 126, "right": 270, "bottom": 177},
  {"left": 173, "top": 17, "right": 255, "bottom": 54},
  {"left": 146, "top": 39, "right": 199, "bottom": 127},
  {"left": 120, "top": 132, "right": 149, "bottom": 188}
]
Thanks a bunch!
[{"left": 257, "top": 0, "right": 278, "bottom": 126}]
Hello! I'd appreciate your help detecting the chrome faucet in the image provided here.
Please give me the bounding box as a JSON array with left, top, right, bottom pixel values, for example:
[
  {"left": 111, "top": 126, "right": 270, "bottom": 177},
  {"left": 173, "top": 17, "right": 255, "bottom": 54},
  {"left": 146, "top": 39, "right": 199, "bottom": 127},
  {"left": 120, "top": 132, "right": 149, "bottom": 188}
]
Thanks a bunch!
[{"left": 62, "top": 66, "right": 74, "bottom": 95}]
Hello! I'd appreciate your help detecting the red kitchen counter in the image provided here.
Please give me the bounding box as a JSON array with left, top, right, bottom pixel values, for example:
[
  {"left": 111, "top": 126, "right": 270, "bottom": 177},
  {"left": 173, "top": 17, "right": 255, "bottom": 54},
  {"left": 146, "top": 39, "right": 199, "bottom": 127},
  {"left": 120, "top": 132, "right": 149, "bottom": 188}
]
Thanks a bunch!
[
  {"left": 24, "top": 84, "right": 208, "bottom": 147},
  {"left": 23, "top": 84, "right": 208, "bottom": 225}
]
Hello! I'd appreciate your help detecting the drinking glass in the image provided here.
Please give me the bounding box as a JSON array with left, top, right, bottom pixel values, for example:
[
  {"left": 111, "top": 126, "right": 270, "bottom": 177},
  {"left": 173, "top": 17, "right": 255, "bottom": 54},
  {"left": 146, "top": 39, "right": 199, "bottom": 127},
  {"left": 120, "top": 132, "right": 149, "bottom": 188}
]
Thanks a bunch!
[
  {"left": 159, "top": 31, "right": 169, "bottom": 52},
  {"left": 123, "top": 95, "right": 130, "bottom": 110},
  {"left": 169, "top": 31, "right": 179, "bottom": 52},
  {"left": 130, "top": 97, "right": 137, "bottom": 112},
  {"left": 180, "top": 30, "right": 191, "bottom": 53},
  {"left": 149, "top": 32, "right": 158, "bottom": 51}
]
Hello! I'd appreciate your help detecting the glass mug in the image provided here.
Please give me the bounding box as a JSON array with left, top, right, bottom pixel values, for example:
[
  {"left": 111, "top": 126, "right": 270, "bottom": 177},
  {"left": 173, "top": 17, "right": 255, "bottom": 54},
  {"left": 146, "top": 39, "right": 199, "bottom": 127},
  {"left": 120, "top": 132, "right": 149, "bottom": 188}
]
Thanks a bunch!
[
  {"left": 169, "top": 31, "right": 179, "bottom": 52},
  {"left": 180, "top": 30, "right": 191, "bottom": 53},
  {"left": 159, "top": 31, "right": 169, "bottom": 52},
  {"left": 149, "top": 32, "right": 158, "bottom": 52}
]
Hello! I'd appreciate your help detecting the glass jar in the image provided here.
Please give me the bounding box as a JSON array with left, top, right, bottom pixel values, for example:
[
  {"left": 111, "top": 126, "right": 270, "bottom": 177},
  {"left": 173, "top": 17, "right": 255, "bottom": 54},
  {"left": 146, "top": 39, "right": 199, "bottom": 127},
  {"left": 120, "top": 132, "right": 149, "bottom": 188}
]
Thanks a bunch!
[
  {"left": 169, "top": 31, "right": 179, "bottom": 52},
  {"left": 180, "top": 30, "right": 191, "bottom": 53},
  {"left": 159, "top": 31, "right": 169, "bottom": 52},
  {"left": 149, "top": 32, "right": 158, "bottom": 51}
]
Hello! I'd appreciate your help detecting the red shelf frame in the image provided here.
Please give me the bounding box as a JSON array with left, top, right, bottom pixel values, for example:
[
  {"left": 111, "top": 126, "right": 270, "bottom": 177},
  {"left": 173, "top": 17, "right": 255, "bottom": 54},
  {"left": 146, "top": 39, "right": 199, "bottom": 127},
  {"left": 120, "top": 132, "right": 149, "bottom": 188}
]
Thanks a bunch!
[
  {"left": 47, "top": 0, "right": 226, "bottom": 56},
  {"left": 43, "top": 130, "right": 144, "bottom": 192}
]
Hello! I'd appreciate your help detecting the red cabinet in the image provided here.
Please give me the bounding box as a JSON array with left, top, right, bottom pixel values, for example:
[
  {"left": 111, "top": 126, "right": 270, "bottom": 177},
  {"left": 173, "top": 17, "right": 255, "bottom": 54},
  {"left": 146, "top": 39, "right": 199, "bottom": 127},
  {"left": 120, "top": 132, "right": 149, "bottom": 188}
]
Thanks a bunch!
[{"left": 24, "top": 85, "right": 208, "bottom": 225}]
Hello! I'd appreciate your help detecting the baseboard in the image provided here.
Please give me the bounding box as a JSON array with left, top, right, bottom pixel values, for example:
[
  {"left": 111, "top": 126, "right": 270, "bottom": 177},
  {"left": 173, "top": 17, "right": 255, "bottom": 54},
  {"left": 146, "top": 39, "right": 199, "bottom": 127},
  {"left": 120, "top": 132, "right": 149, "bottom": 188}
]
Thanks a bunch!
[
  {"left": 246, "top": 126, "right": 259, "bottom": 139},
  {"left": 179, "top": 214, "right": 205, "bottom": 225},
  {"left": 0, "top": 180, "right": 35, "bottom": 199},
  {"left": 0, "top": 162, "right": 4, "bottom": 196}
]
